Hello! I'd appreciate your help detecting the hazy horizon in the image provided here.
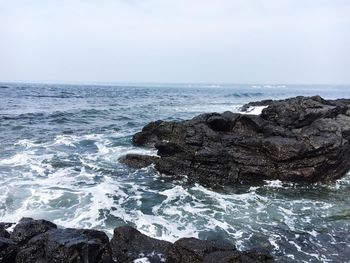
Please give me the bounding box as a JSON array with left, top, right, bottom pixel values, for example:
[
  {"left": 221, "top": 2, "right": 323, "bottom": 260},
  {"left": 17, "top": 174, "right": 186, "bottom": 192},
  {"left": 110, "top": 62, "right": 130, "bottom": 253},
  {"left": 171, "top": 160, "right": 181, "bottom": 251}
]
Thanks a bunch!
[
  {"left": 1, "top": 81, "right": 350, "bottom": 87},
  {"left": 1, "top": 0, "right": 350, "bottom": 85}
]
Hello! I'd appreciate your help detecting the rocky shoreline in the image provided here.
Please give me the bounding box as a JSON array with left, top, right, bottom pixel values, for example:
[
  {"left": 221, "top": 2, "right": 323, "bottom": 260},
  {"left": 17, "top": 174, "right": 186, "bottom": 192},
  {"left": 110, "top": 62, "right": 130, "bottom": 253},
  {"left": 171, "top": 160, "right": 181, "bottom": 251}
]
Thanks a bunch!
[
  {"left": 121, "top": 96, "right": 350, "bottom": 186},
  {"left": 0, "top": 218, "right": 273, "bottom": 263}
]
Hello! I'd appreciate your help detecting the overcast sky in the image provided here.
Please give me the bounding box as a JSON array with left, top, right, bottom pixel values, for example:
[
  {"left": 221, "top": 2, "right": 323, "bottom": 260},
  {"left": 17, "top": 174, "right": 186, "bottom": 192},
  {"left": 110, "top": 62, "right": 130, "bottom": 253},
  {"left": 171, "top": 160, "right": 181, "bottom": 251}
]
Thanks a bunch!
[{"left": 0, "top": 0, "right": 349, "bottom": 84}]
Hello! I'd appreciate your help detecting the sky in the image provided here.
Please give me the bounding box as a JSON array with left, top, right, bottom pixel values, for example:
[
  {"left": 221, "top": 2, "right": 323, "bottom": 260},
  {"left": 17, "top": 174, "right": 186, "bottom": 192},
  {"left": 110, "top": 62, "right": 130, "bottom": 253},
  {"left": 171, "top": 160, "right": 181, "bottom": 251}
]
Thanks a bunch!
[{"left": 0, "top": 0, "right": 349, "bottom": 85}]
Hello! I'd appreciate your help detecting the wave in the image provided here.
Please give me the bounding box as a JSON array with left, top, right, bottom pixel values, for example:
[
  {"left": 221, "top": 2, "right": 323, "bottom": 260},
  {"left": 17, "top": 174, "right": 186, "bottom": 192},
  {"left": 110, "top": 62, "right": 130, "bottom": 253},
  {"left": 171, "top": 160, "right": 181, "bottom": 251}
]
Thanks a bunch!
[{"left": 224, "top": 92, "right": 264, "bottom": 98}]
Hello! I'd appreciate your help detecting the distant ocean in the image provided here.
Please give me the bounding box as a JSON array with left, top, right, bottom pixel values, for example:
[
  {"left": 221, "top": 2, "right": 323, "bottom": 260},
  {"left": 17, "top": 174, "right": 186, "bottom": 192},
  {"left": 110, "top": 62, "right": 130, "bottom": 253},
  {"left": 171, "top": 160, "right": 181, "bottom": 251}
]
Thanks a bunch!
[{"left": 1, "top": 83, "right": 350, "bottom": 262}]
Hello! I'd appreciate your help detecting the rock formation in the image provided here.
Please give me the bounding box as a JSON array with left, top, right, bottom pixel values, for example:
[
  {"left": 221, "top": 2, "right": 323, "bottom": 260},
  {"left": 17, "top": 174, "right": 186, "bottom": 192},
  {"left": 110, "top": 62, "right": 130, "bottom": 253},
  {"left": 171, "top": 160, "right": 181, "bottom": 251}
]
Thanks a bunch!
[
  {"left": 0, "top": 218, "right": 273, "bottom": 263},
  {"left": 121, "top": 96, "right": 350, "bottom": 185}
]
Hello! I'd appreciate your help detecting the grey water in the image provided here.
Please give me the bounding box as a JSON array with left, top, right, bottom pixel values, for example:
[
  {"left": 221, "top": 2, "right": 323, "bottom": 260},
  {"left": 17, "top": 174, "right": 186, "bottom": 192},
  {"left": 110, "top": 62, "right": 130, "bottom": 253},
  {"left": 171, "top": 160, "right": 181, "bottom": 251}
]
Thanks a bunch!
[{"left": 1, "top": 83, "right": 350, "bottom": 262}]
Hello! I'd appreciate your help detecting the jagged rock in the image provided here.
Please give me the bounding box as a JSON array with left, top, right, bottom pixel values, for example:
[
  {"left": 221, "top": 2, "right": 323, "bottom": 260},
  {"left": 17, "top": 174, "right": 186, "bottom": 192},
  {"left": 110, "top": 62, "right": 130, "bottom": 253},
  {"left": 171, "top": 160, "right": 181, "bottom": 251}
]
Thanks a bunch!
[
  {"left": 15, "top": 228, "right": 112, "bottom": 263},
  {"left": 110, "top": 226, "right": 172, "bottom": 263},
  {"left": 0, "top": 229, "right": 10, "bottom": 239},
  {"left": 122, "top": 96, "right": 350, "bottom": 185},
  {"left": 0, "top": 237, "right": 17, "bottom": 263},
  {"left": 167, "top": 237, "right": 236, "bottom": 263},
  {"left": 110, "top": 227, "right": 274, "bottom": 263},
  {"left": 202, "top": 250, "right": 274, "bottom": 263},
  {"left": 0, "top": 218, "right": 274, "bottom": 263},
  {"left": 167, "top": 238, "right": 273, "bottom": 263},
  {"left": 10, "top": 217, "right": 57, "bottom": 244},
  {"left": 119, "top": 154, "right": 159, "bottom": 169}
]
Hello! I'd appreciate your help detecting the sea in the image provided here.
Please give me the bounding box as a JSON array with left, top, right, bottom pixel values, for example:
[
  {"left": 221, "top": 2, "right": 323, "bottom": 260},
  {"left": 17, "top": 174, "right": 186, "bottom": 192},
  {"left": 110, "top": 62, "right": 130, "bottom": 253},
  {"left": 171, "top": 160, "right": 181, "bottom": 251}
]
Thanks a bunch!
[{"left": 0, "top": 83, "right": 350, "bottom": 262}]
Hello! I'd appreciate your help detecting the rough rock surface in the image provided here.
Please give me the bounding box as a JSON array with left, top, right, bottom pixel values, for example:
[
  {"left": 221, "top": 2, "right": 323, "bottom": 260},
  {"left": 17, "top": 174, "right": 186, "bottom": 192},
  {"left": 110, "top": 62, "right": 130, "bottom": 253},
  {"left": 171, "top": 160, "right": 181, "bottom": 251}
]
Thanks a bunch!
[
  {"left": 15, "top": 228, "right": 112, "bottom": 263},
  {"left": 166, "top": 237, "right": 273, "bottom": 263},
  {"left": 0, "top": 218, "right": 273, "bottom": 263},
  {"left": 119, "top": 154, "right": 159, "bottom": 169},
  {"left": 110, "top": 228, "right": 272, "bottom": 263},
  {"left": 10, "top": 217, "right": 57, "bottom": 244},
  {"left": 110, "top": 226, "right": 172, "bottom": 262},
  {"left": 122, "top": 96, "right": 350, "bottom": 185}
]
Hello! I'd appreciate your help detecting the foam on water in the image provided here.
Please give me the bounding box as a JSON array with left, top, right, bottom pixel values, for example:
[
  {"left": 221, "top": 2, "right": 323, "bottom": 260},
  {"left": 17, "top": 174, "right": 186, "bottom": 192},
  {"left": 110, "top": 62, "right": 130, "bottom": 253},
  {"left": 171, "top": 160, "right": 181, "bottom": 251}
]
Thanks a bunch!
[
  {"left": 239, "top": 106, "right": 268, "bottom": 115},
  {"left": 1, "top": 138, "right": 349, "bottom": 262}
]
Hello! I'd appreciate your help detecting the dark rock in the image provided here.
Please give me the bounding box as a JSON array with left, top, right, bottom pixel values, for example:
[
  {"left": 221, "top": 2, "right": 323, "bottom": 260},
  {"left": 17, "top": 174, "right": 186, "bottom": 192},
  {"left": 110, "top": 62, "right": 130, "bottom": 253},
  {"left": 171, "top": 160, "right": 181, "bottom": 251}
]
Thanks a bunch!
[
  {"left": 0, "top": 218, "right": 274, "bottom": 263},
  {"left": 10, "top": 217, "right": 57, "bottom": 244},
  {"left": 167, "top": 237, "right": 273, "bottom": 263},
  {"left": 0, "top": 237, "right": 17, "bottom": 263},
  {"left": 110, "top": 227, "right": 273, "bottom": 263},
  {"left": 110, "top": 226, "right": 172, "bottom": 263},
  {"left": 15, "top": 228, "right": 112, "bottom": 263},
  {"left": 203, "top": 249, "right": 274, "bottom": 263},
  {"left": 0, "top": 229, "right": 10, "bottom": 239},
  {"left": 167, "top": 237, "right": 236, "bottom": 263},
  {"left": 122, "top": 96, "right": 350, "bottom": 185},
  {"left": 119, "top": 154, "right": 159, "bottom": 169}
]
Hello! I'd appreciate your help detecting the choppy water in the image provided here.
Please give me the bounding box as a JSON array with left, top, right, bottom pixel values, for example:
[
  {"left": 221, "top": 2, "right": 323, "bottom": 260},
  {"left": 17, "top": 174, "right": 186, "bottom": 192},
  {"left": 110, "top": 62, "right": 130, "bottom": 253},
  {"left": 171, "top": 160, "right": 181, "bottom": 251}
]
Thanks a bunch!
[{"left": 1, "top": 83, "right": 350, "bottom": 262}]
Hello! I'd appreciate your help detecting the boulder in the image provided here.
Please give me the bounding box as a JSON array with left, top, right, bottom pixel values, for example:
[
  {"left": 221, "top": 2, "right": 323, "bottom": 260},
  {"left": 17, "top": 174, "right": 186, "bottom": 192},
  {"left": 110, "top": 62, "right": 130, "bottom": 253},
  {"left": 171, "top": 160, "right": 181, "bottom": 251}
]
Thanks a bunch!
[
  {"left": 10, "top": 217, "right": 57, "bottom": 244},
  {"left": 15, "top": 228, "right": 112, "bottom": 263},
  {"left": 110, "top": 226, "right": 172, "bottom": 263},
  {"left": 122, "top": 96, "right": 350, "bottom": 185},
  {"left": 167, "top": 237, "right": 236, "bottom": 263},
  {"left": 119, "top": 154, "right": 159, "bottom": 169},
  {"left": 0, "top": 237, "right": 17, "bottom": 263},
  {"left": 0, "top": 229, "right": 10, "bottom": 239},
  {"left": 110, "top": 227, "right": 273, "bottom": 263},
  {"left": 0, "top": 218, "right": 274, "bottom": 263}
]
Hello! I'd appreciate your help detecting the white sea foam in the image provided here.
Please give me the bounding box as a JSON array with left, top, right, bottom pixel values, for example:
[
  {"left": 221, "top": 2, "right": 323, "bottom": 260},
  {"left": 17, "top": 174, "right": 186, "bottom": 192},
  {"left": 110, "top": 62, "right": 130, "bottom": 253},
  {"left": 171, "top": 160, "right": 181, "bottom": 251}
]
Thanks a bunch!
[
  {"left": 133, "top": 258, "right": 150, "bottom": 263},
  {"left": 239, "top": 106, "right": 268, "bottom": 115},
  {"left": 1, "top": 127, "right": 349, "bottom": 263}
]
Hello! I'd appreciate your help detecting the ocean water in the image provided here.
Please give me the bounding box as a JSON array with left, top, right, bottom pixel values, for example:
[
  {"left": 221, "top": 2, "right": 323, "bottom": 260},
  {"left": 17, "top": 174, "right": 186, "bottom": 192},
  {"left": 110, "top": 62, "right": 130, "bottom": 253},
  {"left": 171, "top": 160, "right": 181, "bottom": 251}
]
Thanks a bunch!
[{"left": 1, "top": 83, "right": 350, "bottom": 262}]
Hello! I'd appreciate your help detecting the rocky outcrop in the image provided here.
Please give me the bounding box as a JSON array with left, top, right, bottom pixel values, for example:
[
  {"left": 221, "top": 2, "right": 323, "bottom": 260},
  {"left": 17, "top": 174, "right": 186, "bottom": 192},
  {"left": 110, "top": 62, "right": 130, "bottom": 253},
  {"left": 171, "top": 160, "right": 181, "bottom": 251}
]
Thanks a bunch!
[
  {"left": 167, "top": 237, "right": 272, "bottom": 263},
  {"left": 0, "top": 218, "right": 273, "bottom": 263},
  {"left": 109, "top": 226, "right": 273, "bottom": 263},
  {"left": 110, "top": 226, "right": 172, "bottom": 262},
  {"left": 1, "top": 218, "right": 113, "bottom": 263},
  {"left": 121, "top": 96, "right": 350, "bottom": 185}
]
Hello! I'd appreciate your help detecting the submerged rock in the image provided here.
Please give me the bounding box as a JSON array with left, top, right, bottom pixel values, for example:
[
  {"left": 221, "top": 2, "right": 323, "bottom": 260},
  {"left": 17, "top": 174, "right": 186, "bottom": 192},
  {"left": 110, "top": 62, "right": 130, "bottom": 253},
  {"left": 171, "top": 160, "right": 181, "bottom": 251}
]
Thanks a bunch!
[
  {"left": 0, "top": 218, "right": 274, "bottom": 263},
  {"left": 122, "top": 96, "right": 350, "bottom": 185}
]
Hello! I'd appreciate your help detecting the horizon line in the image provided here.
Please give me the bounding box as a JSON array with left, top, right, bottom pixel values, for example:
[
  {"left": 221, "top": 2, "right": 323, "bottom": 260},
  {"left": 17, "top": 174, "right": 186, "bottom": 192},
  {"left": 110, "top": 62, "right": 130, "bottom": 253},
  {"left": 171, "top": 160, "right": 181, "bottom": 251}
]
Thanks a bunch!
[{"left": 1, "top": 80, "right": 350, "bottom": 87}]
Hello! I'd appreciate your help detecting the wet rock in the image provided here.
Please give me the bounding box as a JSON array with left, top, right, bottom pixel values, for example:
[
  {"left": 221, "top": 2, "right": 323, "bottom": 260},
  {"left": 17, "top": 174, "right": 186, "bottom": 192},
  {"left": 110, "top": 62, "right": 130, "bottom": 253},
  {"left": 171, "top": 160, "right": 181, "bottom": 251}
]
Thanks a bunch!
[
  {"left": 15, "top": 228, "right": 112, "bottom": 263},
  {"left": 166, "top": 237, "right": 273, "bottom": 263},
  {"left": 119, "top": 154, "right": 159, "bottom": 169},
  {"left": 203, "top": 250, "right": 274, "bottom": 263},
  {"left": 122, "top": 96, "right": 350, "bottom": 185},
  {"left": 110, "top": 226, "right": 172, "bottom": 263},
  {"left": 0, "top": 237, "right": 17, "bottom": 263},
  {"left": 110, "top": 227, "right": 274, "bottom": 263},
  {"left": 0, "top": 229, "right": 10, "bottom": 239},
  {"left": 167, "top": 237, "right": 236, "bottom": 263},
  {"left": 0, "top": 218, "right": 274, "bottom": 263},
  {"left": 10, "top": 217, "right": 57, "bottom": 244}
]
